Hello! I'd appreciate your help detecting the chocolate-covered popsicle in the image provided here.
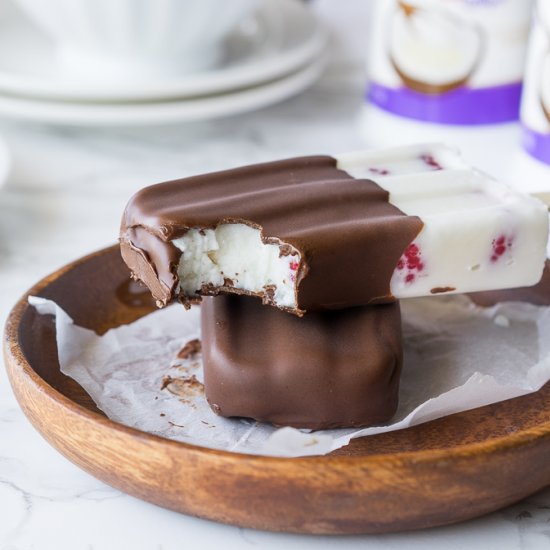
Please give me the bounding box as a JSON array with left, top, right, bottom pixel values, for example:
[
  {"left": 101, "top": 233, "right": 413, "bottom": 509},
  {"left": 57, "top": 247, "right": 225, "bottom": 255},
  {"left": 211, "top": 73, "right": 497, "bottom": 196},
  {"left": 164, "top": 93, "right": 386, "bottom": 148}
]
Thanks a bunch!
[
  {"left": 120, "top": 144, "right": 548, "bottom": 315},
  {"left": 201, "top": 295, "right": 403, "bottom": 430}
]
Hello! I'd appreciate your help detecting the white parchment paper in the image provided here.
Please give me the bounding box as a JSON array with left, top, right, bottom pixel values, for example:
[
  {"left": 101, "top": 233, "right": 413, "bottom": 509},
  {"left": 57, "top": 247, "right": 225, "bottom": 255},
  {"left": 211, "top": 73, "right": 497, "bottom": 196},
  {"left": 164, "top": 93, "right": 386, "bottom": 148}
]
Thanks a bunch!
[{"left": 29, "top": 295, "right": 550, "bottom": 457}]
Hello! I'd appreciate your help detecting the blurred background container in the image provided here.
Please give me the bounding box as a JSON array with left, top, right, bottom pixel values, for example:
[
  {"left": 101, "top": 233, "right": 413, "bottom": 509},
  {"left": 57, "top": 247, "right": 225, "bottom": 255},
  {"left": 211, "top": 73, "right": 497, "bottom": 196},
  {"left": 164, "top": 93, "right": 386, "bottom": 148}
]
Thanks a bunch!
[
  {"left": 367, "top": 0, "right": 533, "bottom": 125},
  {"left": 521, "top": 0, "right": 550, "bottom": 166}
]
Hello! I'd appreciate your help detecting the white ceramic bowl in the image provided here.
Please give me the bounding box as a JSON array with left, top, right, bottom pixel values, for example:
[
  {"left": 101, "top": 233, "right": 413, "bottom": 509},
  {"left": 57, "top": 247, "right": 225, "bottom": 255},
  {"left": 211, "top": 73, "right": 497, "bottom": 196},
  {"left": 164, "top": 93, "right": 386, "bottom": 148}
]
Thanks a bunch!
[{"left": 12, "top": 0, "right": 259, "bottom": 80}]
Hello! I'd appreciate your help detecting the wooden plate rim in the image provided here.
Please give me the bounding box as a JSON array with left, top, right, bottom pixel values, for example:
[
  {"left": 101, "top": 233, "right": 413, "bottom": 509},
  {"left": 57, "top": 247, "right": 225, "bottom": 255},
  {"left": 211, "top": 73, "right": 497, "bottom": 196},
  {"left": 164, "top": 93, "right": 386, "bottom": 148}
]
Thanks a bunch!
[{"left": 5, "top": 244, "right": 550, "bottom": 468}]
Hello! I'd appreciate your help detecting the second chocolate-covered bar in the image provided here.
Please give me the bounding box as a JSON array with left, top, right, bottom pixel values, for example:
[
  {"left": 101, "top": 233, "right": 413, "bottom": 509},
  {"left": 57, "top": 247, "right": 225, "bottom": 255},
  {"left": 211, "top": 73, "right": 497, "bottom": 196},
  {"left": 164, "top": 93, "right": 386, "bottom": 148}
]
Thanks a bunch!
[
  {"left": 120, "top": 144, "right": 548, "bottom": 315},
  {"left": 201, "top": 294, "right": 403, "bottom": 430}
]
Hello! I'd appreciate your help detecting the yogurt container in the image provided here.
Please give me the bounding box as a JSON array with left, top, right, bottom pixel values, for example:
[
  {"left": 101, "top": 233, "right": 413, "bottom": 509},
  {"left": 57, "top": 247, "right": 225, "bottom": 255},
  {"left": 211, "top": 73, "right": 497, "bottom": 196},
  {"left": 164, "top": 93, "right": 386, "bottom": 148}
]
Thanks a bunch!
[
  {"left": 367, "top": 0, "right": 533, "bottom": 125},
  {"left": 521, "top": 0, "right": 550, "bottom": 165}
]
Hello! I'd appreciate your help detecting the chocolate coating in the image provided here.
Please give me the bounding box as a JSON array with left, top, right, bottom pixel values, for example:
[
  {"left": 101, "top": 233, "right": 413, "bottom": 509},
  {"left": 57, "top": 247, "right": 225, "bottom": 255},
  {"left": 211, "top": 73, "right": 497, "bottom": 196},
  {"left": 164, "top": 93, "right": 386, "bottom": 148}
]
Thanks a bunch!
[
  {"left": 120, "top": 156, "right": 423, "bottom": 314},
  {"left": 201, "top": 295, "right": 403, "bottom": 430}
]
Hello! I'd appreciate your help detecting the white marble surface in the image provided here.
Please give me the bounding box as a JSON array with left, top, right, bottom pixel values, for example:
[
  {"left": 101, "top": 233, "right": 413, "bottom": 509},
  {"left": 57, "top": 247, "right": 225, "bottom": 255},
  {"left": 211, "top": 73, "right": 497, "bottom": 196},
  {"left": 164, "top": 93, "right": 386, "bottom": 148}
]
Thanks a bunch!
[{"left": 2, "top": 1, "right": 550, "bottom": 548}]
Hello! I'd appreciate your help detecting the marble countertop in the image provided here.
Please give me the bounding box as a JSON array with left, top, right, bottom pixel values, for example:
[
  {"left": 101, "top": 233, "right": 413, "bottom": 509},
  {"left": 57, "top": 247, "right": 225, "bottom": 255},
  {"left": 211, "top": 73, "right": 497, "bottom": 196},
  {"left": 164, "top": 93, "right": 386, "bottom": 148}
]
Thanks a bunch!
[{"left": 2, "top": 1, "right": 550, "bottom": 548}]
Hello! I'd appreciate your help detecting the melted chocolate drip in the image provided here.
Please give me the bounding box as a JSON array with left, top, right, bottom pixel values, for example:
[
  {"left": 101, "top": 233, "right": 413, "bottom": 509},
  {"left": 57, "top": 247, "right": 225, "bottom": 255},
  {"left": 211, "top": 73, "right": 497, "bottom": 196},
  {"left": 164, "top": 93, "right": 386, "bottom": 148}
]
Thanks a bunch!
[{"left": 115, "top": 278, "right": 155, "bottom": 308}]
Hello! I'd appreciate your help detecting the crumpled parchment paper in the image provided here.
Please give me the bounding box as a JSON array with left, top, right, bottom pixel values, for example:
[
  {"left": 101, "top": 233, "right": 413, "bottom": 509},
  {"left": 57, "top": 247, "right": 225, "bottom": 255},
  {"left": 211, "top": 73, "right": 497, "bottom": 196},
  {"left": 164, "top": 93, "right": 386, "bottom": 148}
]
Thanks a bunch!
[{"left": 29, "top": 294, "right": 550, "bottom": 457}]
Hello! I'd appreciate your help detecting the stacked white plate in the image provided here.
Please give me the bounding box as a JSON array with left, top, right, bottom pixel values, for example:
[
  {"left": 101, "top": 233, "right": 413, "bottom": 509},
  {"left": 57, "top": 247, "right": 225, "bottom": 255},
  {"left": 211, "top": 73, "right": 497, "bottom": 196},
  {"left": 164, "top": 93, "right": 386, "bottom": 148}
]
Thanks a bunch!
[{"left": 0, "top": 0, "right": 327, "bottom": 126}]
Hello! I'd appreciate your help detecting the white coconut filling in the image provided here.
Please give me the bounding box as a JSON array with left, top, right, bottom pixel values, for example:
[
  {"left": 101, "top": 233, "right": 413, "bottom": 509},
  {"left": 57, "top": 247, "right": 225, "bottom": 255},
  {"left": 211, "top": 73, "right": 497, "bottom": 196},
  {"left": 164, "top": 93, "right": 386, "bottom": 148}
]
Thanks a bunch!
[
  {"left": 172, "top": 223, "right": 299, "bottom": 308},
  {"left": 390, "top": 8, "right": 481, "bottom": 86}
]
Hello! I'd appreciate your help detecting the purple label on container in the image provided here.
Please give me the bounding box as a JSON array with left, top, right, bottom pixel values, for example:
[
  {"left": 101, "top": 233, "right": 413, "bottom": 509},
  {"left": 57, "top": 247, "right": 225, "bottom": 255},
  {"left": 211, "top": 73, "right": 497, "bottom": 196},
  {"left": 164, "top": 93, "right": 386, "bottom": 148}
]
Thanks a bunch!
[
  {"left": 368, "top": 82, "right": 522, "bottom": 125},
  {"left": 522, "top": 126, "right": 550, "bottom": 166}
]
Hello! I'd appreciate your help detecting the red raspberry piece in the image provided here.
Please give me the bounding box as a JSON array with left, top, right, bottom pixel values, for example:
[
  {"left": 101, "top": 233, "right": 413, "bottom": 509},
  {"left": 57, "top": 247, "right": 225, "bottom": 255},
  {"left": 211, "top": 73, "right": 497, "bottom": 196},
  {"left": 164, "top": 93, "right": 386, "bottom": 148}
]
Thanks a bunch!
[
  {"left": 490, "top": 234, "right": 513, "bottom": 263},
  {"left": 396, "top": 242, "right": 423, "bottom": 283},
  {"left": 420, "top": 154, "right": 443, "bottom": 170},
  {"left": 369, "top": 167, "right": 390, "bottom": 176}
]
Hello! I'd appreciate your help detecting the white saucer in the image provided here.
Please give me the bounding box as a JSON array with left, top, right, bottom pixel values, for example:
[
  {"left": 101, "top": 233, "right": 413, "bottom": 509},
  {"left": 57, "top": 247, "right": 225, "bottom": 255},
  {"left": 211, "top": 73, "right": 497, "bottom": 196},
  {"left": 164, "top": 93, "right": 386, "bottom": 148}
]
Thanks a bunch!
[
  {"left": 0, "top": 0, "right": 326, "bottom": 102},
  {"left": 0, "top": 57, "right": 325, "bottom": 127}
]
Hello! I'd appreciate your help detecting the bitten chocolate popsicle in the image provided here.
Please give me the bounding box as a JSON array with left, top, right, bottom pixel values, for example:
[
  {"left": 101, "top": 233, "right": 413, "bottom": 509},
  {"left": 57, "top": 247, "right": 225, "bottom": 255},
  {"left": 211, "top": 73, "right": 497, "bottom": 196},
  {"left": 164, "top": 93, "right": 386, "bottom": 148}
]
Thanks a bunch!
[
  {"left": 120, "top": 144, "right": 549, "bottom": 315},
  {"left": 201, "top": 294, "right": 403, "bottom": 430}
]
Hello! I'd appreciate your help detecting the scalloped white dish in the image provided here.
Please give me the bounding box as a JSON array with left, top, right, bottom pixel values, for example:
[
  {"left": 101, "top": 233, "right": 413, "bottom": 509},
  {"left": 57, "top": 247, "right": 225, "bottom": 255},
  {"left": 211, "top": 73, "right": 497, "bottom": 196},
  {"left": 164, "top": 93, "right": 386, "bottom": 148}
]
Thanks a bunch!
[{"left": 0, "top": 57, "right": 325, "bottom": 126}]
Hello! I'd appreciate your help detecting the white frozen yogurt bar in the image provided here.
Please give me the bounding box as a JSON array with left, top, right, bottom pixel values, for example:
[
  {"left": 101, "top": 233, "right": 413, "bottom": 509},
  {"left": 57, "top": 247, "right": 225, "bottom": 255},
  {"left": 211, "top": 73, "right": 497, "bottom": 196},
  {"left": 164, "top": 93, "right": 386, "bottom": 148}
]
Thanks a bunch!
[
  {"left": 338, "top": 143, "right": 549, "bottom": 298},
  {"left": 120, "top": 143, "right": 548, "bottom": 314}
]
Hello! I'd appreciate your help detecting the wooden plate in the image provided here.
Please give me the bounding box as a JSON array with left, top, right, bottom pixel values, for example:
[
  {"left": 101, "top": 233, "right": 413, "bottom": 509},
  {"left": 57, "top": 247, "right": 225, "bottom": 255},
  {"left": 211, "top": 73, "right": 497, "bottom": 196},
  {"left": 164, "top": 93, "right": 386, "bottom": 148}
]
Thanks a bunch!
[{"left": 5, "top": 245, "right": 550, "bottom": 535}]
